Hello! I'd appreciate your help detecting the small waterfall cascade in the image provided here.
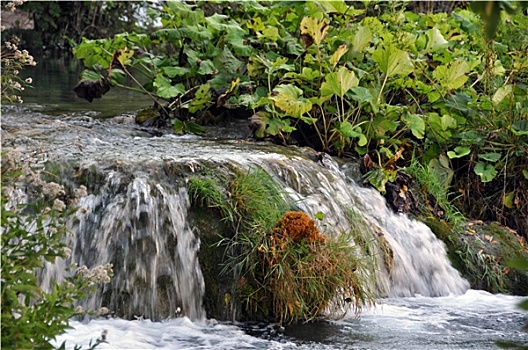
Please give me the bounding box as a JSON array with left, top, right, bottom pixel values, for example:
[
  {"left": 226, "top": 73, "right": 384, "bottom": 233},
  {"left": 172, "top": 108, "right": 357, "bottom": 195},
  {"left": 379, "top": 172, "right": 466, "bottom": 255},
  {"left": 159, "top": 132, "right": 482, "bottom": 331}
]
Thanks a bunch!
[
  {"left": 258, "top": 154, "right": 470, "bottom": 298},
  {"left": 3, "top": 111, "right": 469, "bottom": 321},
  {"left": 64, "top": 171, "right": 206, "bottom": 321}
]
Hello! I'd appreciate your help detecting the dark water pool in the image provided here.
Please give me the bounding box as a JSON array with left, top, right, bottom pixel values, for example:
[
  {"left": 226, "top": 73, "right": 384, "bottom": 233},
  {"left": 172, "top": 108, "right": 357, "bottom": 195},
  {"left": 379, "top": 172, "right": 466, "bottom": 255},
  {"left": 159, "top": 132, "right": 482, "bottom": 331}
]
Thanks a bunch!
[{"left": 19, "top": 57, "right": 152, "bottom": 118}]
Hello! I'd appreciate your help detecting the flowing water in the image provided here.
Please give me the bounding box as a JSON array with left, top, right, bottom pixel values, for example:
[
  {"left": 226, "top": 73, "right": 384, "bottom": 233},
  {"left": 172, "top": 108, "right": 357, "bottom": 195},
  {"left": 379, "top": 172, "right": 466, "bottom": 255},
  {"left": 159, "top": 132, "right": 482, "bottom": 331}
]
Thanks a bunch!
[
  {"left": 3, "top": 58, "right": 527, "bottom": 349},
  {"left": 53, "top": 290, "right": 526, "bottom": 349}
]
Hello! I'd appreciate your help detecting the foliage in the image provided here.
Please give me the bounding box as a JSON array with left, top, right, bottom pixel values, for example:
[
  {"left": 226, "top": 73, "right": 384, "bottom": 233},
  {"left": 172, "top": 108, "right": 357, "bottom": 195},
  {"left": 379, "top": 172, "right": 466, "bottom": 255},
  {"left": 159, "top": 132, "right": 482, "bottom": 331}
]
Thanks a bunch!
[
  {"left": 407, "top": 157, "right": 465, "bottom": 228},
  {"left": 7, "top": 1, "right": 153, "bottom": 56},
  {"left": 187, "top": 169, "right": 374, "bottom": 324},
  {"left": 1, "top": 0, "right": 36, "bottom": 104},
  {"left": 73, "top": 0, "right": 528, "bottom": 234},
  {"left": 1, "top": 152, "right": 112, "bottom": 350}
]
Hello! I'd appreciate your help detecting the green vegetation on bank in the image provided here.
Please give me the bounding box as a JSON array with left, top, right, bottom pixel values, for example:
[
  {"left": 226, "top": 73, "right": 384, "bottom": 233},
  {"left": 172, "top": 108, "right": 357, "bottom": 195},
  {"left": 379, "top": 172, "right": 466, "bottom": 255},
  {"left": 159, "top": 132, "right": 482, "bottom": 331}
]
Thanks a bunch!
[
  {"left": 188, "top": 169, "right": 375, "bottom": 324},
  {"left": 71, "top": 0, "right": 527, "bottom": 238}
]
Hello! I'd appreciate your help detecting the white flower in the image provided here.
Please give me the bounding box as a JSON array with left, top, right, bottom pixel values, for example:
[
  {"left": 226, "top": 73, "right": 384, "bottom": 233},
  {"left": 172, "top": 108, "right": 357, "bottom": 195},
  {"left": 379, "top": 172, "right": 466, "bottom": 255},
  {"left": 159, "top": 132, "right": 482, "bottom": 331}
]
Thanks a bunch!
[
  {"left": 24, "top": 77, "right": 32, "bottom": 84},
  {"left": 63, "top": 247, "right": 72, "bottom": 259},
  {"left": 74, "top": 185, "right": 87, "bottom": 198},
  {"left": 42, "top": 182, "right": 66, "bottom": 197}
]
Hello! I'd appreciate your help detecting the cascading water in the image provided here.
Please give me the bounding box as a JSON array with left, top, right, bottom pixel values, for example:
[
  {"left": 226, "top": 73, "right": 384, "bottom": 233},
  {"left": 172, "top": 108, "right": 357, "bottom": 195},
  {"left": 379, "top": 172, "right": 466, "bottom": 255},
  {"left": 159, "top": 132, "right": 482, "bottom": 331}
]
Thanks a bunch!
[
  {"left": 3, "top": 108, "right": 525, "bottom": 350},
  {"left": 259, "top": 154, "right": 470, "bottom": 298},
  {"left": 67, "top": 173, "right": 205, "bottom": 321},
  {"left": 3, "top": 109, "right": 468, "bottom": 323}
]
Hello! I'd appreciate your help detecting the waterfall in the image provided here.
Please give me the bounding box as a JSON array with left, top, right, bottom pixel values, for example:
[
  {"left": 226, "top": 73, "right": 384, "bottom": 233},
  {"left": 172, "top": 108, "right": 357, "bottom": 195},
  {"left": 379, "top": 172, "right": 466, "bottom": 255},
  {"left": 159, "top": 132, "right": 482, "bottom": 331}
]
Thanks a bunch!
[
  {"left": 3, "top": 111, "right": 469, "bottom": 322},
  {"left": 257, "top": 153, "right": 470, "bottom": 298},
  {"left": 64, "top": 171, "right": 205, "bottom": 321}
]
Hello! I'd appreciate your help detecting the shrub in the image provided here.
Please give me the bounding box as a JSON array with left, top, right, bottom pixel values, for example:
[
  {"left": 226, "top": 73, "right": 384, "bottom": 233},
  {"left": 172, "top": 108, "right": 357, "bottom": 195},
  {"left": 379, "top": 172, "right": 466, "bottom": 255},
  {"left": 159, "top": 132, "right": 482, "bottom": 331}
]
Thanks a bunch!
[
  {"left": 188, "top": 169, "right": 374, "bottom": 325},
  {"left": 1, "top": 152, "right": 112, "bottom": 349},
  {"left": 257, "top": 211, "right": 372, "bottom": 325},
  {"left": 0, "top": 0, "right": 36, "bottom": 104}
]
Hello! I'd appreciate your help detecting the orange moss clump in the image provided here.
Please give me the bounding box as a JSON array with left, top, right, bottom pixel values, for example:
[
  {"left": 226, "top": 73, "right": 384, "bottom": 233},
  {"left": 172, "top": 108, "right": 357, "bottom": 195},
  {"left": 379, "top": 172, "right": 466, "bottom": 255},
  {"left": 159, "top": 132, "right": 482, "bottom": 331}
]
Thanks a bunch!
[{"left": 273, "top": 211, "right": 327, "bottom": 244}]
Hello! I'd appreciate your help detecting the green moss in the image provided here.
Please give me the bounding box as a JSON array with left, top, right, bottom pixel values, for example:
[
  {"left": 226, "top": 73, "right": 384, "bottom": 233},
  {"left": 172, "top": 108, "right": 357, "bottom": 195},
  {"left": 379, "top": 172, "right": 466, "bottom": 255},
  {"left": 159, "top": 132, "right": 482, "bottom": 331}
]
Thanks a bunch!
[
  {"left": 135, "top": 108, "right": 159, "bottom": 125},
  {"left": 187, "top": 168, "right": 376, "bottom": 324},
  {"left": 190, "top": 206, "right": 231, "bottom": 320},
  {"left": 426, "top": 216, "right": 528, "bottom": 295},
  {"left": 425, "top": 217, "right": 465, "bottom": 272}
]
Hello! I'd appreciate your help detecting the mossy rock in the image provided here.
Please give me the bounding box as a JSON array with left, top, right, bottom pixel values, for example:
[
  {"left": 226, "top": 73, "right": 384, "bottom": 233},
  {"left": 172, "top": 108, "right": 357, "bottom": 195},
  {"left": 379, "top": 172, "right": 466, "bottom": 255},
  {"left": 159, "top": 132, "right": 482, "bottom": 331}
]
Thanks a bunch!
[
  {"left": 190, "top": 207, "right": 238, "bottom": 321},
  {"left": 427, "top": 217, "right": 528, "bottom": 295},
  {"left": 136, "top": 108, "right": 160, "bottom": 125}
]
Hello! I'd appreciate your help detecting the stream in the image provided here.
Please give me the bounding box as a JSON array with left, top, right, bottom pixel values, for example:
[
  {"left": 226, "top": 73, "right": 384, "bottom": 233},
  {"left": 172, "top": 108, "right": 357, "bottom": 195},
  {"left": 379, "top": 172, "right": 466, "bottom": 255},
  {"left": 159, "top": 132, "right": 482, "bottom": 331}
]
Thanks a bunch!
[{"left": 2, "top": 58, "right": 527, "bottom": 349}]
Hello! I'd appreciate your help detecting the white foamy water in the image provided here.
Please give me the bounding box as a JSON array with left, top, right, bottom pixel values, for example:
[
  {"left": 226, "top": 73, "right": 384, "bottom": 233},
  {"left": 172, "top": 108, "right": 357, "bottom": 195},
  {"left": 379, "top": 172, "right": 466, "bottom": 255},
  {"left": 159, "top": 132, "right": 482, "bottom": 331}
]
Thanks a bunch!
[
  {"left": 56, "top": 290, "right": 526, "bottom": 350},
  {"left": 54, "top": 317, "right": 295, "bottom": 350}
]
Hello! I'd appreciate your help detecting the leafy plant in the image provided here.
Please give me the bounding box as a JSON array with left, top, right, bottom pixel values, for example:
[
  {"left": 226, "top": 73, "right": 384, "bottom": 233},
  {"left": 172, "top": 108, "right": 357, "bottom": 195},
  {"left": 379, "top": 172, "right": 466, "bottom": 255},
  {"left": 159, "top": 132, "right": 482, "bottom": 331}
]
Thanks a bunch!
[
  {"left": 1, "top": 153, "right": 113, "bottom": 349},
  {"left": 73, "top": 0, "right": 528, "bottom": 235},
  {"left": 1, "top": 0, "right": 37, "bottom": 104}
]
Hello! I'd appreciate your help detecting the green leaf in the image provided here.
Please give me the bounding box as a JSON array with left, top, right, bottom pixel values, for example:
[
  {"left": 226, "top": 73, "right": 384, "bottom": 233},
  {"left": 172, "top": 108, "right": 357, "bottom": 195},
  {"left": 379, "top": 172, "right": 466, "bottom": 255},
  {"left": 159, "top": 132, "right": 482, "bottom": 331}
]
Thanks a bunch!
[
  {"left": 109, "top": 68, "right": 126, "bottom": 84},
  {"left": 428, "top": 155, "right": 454, "bottom": 187},
  {"left": 267, "top": 117, "right": 295, "bottom": 135},
  {"left": 163, "top": 66, "right": 190, "bottom": 78},
  {"left": 402, "top": 114, "right": 425, "bottom": 139},
  {"left": 320, "top": 66, "right": 359, "bottom": 98},
  {"left": 352, "top": 25, "right": 372, "bottom": 52},
  {"left": 474, "top": 161, "right": 497, "bottom": 183},
  {"left": 433, "top": 60, "right": 470, "bottom": 91},
  {"left": 185, "top": 121, "right": 206, "bottom": 135},
  {"left": 206, "top": 14, "right": 245, "bottom": 37},
  {"left": 271, "top": 84, "right": 312, "bottom": 118},
  {"left": 116, "top": 48, "right": 134, "bottom": 66},
  {"left": 492, "top": 84, "right": 513, "bottom": 105},
  {"left": 213, "top": 47, "right": 243, "bottom": 75},
  {"left": 503, "top": 191, "right": 515, "bottom": 209},
  {"left": 172, "top": 118, "right": 185, "bottom": 134},
  {"left": 335, "top": 121, "right": 367, "bottom": 146},
  {"left": 372, "top": 45, "right": 414, "bottom": 77},
  {"left": 246, "top": 17, "right": 265, "bottom": 32},
  {"left": 189, "top": 83, "right": 211, "bottom": 113},
  {"left": 427, "top": 91, "right": 441, "bottom": 103},
  {"left": 197, "top": 60, "right": 218, "bottom": 76},
  {"left": 478, "top": 152, "right": 501, "bottom": 162},
  {"left": 447, "top": 146, "right": 471, "bottom": 159},
  {"left": 425, "top": 26, "right": 449, "bottom": 52},
  {"left": 259, "top": 27, "right": 279, "bottom": 42},
  {"left": 300, "top": 67, "right": 320, "bottom": 81},
  {"left": 440, "top": 114, "right": 458, "bottom": 131},
  {"left": 12, "top": 284, "right": 39, "bottom": 293},
  {"left": 314, "top": 211, "right": 324, "bottom": 221},
  {"left": 79, "top": 70, "right": 103, "bottom": 82},
  {"left": 350, "top": 86, "right": 374, "bottom": 104},
  {"left": 154, "top": 74, "right": 185, "bottom": 99},
  {"left": 350, "top": 86, "right": 378, "bottom": 113},
  {"left": 523, "top": 170, "right": 528, "bottom": 180},
  {"left": 320, "top": 1, "right": 350, "bottom": 13},
  {"left": 511, "top": 120, "right": 528, "bottom": 136}
]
